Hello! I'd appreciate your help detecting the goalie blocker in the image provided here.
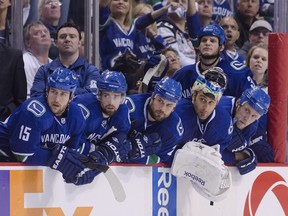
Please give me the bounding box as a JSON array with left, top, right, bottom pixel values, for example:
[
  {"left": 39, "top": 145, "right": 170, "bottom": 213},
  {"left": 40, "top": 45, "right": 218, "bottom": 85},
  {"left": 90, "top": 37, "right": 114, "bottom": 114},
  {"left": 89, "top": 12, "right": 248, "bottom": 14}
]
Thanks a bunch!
[{"left": 171, "top": 141, "right": 232, "bottom": 202}]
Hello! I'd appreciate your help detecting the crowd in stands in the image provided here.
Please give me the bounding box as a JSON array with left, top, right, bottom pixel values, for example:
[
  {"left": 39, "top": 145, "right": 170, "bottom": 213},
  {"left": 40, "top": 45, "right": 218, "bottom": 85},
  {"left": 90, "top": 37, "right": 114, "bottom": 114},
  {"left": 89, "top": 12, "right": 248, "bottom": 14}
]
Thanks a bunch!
[{"left": 0, "top": 0, "right": 278, "bottom": 185}]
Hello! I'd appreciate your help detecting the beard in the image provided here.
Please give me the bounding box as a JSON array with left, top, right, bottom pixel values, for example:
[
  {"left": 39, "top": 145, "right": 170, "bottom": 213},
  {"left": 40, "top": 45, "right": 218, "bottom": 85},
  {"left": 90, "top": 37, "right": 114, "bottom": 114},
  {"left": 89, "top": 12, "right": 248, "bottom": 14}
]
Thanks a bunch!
[
  {"left": 148, "top": 105, "right": 167, "bottom": 122},
  {"left": 200, "top": 52, "right": 220, "bottom": 60},
  {"left": 102, "top": 105, "right": 117, "bottom": 116}
]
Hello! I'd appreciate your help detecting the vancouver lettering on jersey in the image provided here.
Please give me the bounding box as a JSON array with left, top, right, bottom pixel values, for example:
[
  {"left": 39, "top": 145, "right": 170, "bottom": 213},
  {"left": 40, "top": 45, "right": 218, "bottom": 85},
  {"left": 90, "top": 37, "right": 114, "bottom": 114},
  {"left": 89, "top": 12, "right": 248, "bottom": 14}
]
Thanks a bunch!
[
  {"left": 41, "top": 134, "right": 70, "bottom": 144},
  {"left": 113, "top": 38, "right": 134, "bottom": 48}
]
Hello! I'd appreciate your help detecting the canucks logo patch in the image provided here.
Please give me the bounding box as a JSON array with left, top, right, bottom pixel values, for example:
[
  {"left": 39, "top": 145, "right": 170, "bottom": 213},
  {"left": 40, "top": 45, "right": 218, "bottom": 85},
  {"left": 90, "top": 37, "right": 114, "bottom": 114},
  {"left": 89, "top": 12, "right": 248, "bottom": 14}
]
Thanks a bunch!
[{"left": 27, "top": 100, "right": 46, "bottom": 117}]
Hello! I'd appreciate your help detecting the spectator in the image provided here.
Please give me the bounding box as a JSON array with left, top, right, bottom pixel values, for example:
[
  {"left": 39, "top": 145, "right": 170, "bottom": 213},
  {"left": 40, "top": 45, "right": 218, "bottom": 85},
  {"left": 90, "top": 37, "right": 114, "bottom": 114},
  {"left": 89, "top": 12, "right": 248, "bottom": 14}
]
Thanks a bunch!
[
  {"left": 234, "top": 0, "right": 260, "bottom": 48},
  {"left": 246, "top": 43, "right": 268, "bottom": 89},
  {"left": 139, "top": 47, "right": 181, "bottom": 93},
  {"left": 212, "top": 0, "right": 234, "bottom": 23},
  {"left": 238, "top": 19, "right": 272, "bottom": 59},
  {"left": 172, "top": 24, "right": 255, "bottom": 99},
  {"left": 0, "top": 0, "right": 11, "bottom": 45},
  {"left": 0, "top": 68, "right": 99, "bottom": 185},
  {"left": 38, "top": 0, "right": 63, "bottom": 59},
  {"left": 73, "top": 71, "right": 132, "bottom": 165},
  {"left": 0, "top": 43, "right": 27, "bottom": 121},
  {"left": 197, "top": 0, "right": 214, "bottom": 26},
  {"left": 221, "top": 87, "right": 272, "bottom": 174},
  {"left": 175, "top": 67, "right": 233, "bottom": 154},
  {"left": 246, "top": 43, "right": 273, "bottom": 162},
  {"left": 23, "top": 21, "right": 52, "bottom": 97},
  {"left": 99, "top": 0, "right": 171, "bottom": 93},
  {"left": 219, "top": 16, "right": 245, "bottom": 63},
  {"left": 30, "top": 22, "right": 100, "bottom": 97},
  {"left": 125, "top": 76, "right": 183, "bottom": 164},
  {"left": 133, "top": 3, "right": 167, "bottom": 59},
  {"left": 157, "top": 0, "right": 196, "bottom": 66},
  {"left": 99, "top": 0, "right": 136, "bottom": 71},
  {"left": 162, "top": 47, "right": 181, "bottom": 77},
  {"left": 186, "top": 0, "right": 214, "bottom": 47}
]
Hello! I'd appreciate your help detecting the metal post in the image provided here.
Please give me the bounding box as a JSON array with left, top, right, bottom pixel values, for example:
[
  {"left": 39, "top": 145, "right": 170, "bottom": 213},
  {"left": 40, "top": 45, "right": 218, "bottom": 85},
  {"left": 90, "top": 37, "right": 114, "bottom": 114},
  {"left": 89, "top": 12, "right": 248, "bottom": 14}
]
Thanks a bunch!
[
  {"left": 274, "top": 0, "right": 288, "bottom": 32},
  {"left": 92, "top": 0, "right": 100, "bottom": 68},
  {"left": 11, "top": 0, "right": 23, "bottom": 50},
  {"left": 84, "top": 0, "right": 92, "bottom": 63}
]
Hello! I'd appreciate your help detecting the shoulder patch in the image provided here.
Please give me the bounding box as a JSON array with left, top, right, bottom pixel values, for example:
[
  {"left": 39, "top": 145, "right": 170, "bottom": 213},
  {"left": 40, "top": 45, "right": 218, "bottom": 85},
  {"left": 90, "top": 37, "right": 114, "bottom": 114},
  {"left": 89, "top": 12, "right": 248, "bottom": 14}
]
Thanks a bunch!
[
  {"left": 77, "top": 103, "right": 90, "bottom": 120},
  {"left": 125, "top": 97, "right": 135, "bottom": 113},
  {"left": 27, "top": 100, "right": 46, "bottom": 117}
]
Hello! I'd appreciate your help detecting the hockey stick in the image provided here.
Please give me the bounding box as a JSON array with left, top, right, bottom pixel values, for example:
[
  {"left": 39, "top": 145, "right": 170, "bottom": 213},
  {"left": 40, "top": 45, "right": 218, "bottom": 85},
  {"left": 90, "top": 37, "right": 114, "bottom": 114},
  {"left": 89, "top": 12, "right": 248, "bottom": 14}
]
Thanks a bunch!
[{"left": 79, "top": 157, "right": 126, "bottom": 202}]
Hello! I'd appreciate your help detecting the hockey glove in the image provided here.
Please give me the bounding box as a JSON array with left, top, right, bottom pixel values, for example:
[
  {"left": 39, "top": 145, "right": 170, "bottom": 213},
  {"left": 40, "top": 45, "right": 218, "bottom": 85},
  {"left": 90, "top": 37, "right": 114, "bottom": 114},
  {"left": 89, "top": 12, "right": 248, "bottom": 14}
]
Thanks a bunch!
[
  {"left": 236, "top": 148, "right": 258, "bottom": 175},
  {"left": 227, "top": 127, "right": 248, "bottom": 152},
  {"left": 250, "top": 142, "right": 274, "bottom": 162},
  {"left": 89, "top": 132, "right": 131, "bottom": 164},
  {"left": 128, "top": 133, "right": 162, "bottom": 160},
  {"left": 144, "top": 54, "right": 162, "bottom": 73},
  {"left": 47, "top": 145, "right": 100, "bottom": 185}
]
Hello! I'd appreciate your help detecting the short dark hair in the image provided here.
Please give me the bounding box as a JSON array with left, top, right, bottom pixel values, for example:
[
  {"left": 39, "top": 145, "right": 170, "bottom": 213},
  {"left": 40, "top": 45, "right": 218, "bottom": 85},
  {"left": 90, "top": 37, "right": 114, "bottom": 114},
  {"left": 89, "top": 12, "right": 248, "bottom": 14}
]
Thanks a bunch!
[{"left": 56, "top": 22, "right": 82, "bottom": 40}]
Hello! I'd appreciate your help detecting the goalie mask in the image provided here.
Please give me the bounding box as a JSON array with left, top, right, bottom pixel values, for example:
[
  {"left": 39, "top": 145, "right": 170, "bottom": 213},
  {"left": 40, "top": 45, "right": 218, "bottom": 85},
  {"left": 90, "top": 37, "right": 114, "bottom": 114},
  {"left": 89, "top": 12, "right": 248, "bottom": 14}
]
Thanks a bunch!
[
  {"left": 97, "top": 70, "right": 128, "bottom": 103},
  {"left": 48, "top": 68, "right": 78, "bottom": 94},
  {"left": 240, "top": 87, "right": 270, "bottom": 116},
  {"left": 192, "top": 67, "right": 227, "bottom": 102},
  {"left": 171, "top": 141, "right": 232, "bottom": 202}
]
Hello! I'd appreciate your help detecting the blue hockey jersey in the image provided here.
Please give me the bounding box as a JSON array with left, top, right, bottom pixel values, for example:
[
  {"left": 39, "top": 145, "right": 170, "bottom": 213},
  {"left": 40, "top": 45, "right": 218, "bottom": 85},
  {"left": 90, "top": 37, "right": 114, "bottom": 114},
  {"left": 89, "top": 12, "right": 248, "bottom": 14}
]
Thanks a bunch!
[
  {"left": 6, "top": 96, "right": 87, "bottom": 165},
  {"left": 99, "top": 16, "right": 137, "bottom": 70},
  {"left": 175, "top": 98, "right": 233, "bottom": 154},
  {"left": 218, "top": 96, "right": 259, "bottom": 163},
  {"left": 125, "top": 94, "right": 184, "bottom": 164},
  {"left": 74, "top": 93, "right": 131, "bottom": 146}
]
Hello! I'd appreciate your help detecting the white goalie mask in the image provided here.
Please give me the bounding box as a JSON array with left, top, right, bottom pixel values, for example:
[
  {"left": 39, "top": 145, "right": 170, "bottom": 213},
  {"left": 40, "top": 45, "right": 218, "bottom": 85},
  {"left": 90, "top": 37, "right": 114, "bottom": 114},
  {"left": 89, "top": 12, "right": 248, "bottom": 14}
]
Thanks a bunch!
[{"left": 192, "top": 67, "right": 227, "bottom": 103}]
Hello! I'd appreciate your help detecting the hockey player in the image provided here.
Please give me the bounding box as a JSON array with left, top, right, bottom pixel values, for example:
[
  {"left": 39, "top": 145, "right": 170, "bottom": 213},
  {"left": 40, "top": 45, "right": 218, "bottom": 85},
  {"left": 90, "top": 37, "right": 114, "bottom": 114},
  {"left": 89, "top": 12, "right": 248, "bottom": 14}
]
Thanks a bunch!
[
  {"left": 175, "top": 67, "right": 233, "bottom": 154},
  {"left": 0, "top": 68, "right": 99, "bottom": 185},
  {"left": 220, "top": 87, "right": 273, "bottom": 174},
  {"left": 172, "top": 23, "right": 255, "bottom": 99},
  {"left": 125, "top": 76, "right": 184, "bottom": 164},
  {"left": 74, "top": 70, "right": 162, "bottom": 165}
]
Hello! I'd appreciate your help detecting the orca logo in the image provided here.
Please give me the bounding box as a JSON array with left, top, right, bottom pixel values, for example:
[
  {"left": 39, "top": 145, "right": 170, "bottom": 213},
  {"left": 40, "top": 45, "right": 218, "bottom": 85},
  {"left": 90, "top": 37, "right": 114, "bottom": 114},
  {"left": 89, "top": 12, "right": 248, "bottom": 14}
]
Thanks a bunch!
[{"left": 244, "top": 171, "right": 288, "bottom": 216}]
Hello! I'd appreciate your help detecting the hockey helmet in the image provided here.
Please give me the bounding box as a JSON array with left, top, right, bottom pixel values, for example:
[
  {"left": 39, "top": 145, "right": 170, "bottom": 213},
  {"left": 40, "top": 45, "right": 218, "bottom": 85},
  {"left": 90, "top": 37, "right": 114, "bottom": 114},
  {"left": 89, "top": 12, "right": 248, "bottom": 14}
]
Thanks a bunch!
[
  {"left": 97, "top": 70, "right": 128, "bottom": 94},
  {"left": 192, "top": 67, "right": 227, "bottom": 102},
  {"left": 153, "top": 76, "right": 182, "bottom": 104},
  {"left": 198, "top": 24, "right": 226, "bottom": 46},
  {"left": 240, "top": 87, "right": 270, "bottom": 116},
  {"left": 48, "top": 68, "right": 78, "bottom": 93}
]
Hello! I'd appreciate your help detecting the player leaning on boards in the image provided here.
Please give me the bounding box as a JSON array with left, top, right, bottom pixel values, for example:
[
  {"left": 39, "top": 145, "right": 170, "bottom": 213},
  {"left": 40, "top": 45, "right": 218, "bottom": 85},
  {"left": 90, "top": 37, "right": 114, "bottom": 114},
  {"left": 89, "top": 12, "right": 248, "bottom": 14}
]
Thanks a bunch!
[
  {"left": 0, "top": 68, "right": 99, "bottom": 185},
  {"left": 221, "top": 87, "right": 272, "bottom": 175},
  {"left": 74, "top": 70, "right": 162, "bottom": 166},
  {"left": 124, "top": 76, "right": 183, "bottom": 164},
  {"left": 171, "top": 68, "right": 233, "bottom": 203},
  {"left": 175, "top": 67, "right": 233, "bottom": 154}
]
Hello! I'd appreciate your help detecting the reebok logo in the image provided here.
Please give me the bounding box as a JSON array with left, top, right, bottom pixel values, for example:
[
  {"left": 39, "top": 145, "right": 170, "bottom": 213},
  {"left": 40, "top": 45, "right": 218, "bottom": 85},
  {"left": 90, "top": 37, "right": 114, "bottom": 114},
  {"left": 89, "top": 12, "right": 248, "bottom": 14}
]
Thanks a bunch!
[{"left": 184, "top": 171, "right": 205, "bottom": 186}]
